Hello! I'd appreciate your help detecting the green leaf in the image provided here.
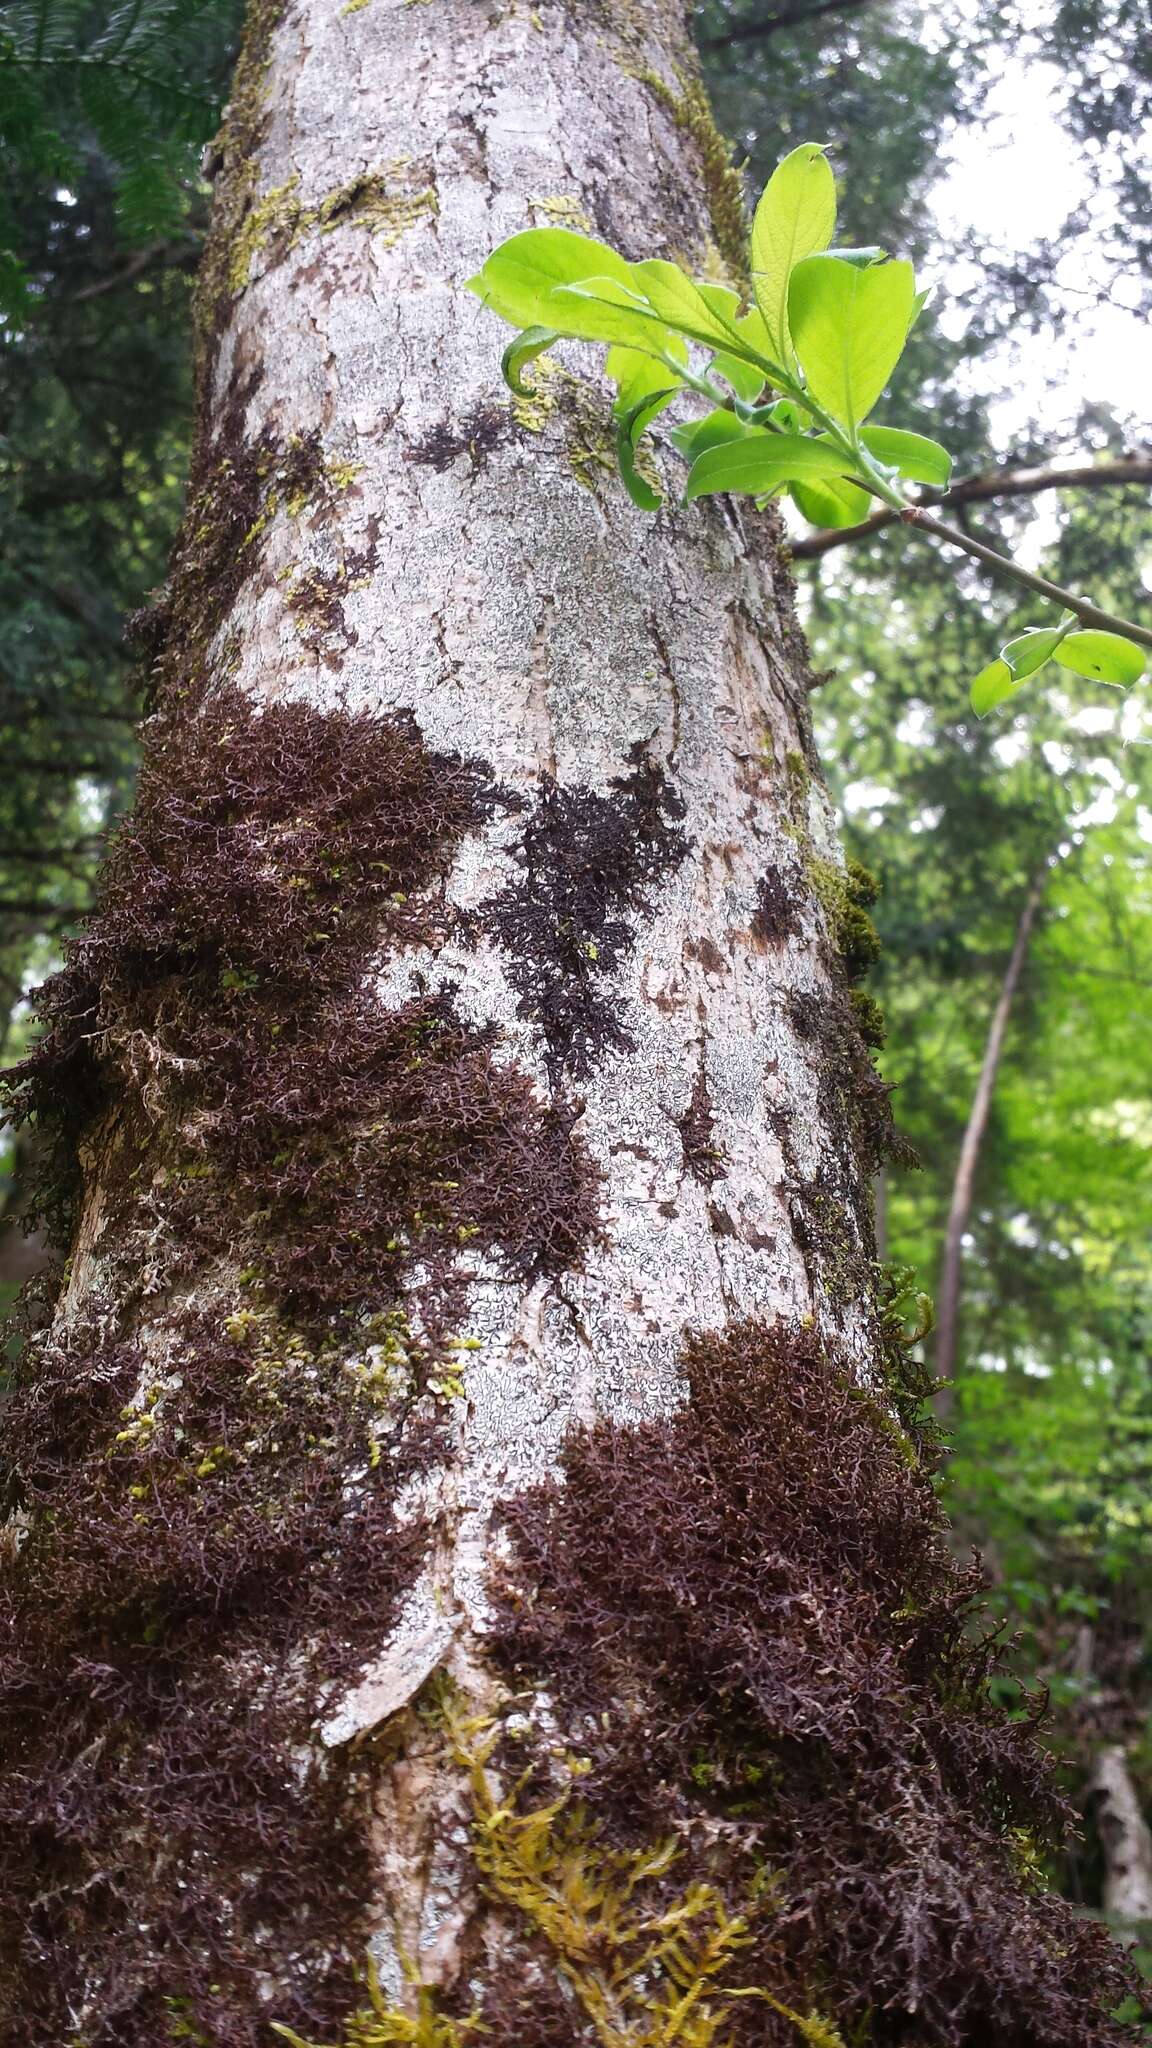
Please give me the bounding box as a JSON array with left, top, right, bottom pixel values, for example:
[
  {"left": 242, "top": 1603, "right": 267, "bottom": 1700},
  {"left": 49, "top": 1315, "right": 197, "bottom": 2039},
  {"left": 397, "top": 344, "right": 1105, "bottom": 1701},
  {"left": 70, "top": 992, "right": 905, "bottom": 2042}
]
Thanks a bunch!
[
  {"left": 710, "top": 352, "right": 767, "bottom": 401},
  {"left": 859, "top": 425, "right": 952, "bottom": 487},
  {"left": 750, "top": 142, "right": 837, "bottom": 365},
  {"left": 606, "top": 338, "right": 686, "bottom": 414},
  {"left": 970, "top": 658, "right": 1021, "bottom": 717},
  {"left": 971, "top": 625, "right": 1069, "bottom": 713},
  {"left": 685, "top": 433, "right": 853, "bottom": 502},
  {"left": 626, "top": 258, "right": 744, "bottom": 348},
  {"left": 790, "top": 473, "right": 871, "bottom": 528},
  {"left": 788, "top": 253, "right": 916, "bottom": 427},
  {"left": 615, "top": 391, "right": 671, "bottom": 510},
  {"left": 1000, "top": 627, "right": 1068, "bottom": 681},
  {"left": 501, "top": 326, "right": 559, "bottom": 396},
  {"left": 465, "top": 227, "right": 633, "bottom": 329},
  {"left": 697, "top": 283, "right": 744, "bottom": 327},
  {"left": 825, "top": 245, "right": 887, "bottom": 267},
  {"left": 552, "top": 274, "right": 673, "bottom": 347},
  {"left": 1053, "top": 631, "right": 1146, "bottom": 686},
  {"left": 668, "top": 410, "right": 750, "bottom": 462}
]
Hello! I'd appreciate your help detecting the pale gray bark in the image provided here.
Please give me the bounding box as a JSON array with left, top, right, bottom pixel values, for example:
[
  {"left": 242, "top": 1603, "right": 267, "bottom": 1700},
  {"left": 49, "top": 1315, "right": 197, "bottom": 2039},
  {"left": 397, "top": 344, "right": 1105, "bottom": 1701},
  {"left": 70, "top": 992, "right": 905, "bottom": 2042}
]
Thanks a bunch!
[
  {"left": 1089, "top": 1746, "right": 1152, "bottom": 1928},
  {"left": 63, "top": 0, "right": 888, "bottom": 2001}
]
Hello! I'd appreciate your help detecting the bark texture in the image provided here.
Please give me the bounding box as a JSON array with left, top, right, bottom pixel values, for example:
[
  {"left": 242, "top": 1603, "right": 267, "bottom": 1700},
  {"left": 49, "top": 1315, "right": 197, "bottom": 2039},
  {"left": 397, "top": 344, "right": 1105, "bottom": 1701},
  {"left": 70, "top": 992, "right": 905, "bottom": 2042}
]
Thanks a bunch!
[{"left": 0, "top": 4, "right": 1140, "bottom": 2045}]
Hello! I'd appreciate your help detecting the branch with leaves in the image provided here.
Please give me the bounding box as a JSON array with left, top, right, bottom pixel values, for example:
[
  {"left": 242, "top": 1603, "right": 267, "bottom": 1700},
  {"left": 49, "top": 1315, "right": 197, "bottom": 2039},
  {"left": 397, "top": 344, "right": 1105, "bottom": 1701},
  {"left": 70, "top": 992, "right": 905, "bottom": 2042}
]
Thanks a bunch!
[
  {"left": 467, "top": 143, "right": 1149, "bottom": 715},
  {"left": 788, "top": 456, "right": 1152, "bottom": 560}
]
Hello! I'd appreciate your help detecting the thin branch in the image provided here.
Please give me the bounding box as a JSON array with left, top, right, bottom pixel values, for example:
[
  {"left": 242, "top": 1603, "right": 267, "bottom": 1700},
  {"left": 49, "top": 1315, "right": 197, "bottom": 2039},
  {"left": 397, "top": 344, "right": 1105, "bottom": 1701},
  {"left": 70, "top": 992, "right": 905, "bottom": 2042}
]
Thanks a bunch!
[
  {"left": 904, "top": 506, "right": 1152, "bottom": 651},
  {"left": 788, "top": 456, "right": 1152, "bottom": 561},
  {"left": 69, "top": 244, "right": 170, "bottom": 301},
  {"left": 700, "top": 0, "right": 873, "bottom": 51},
  {"left": 934, "top": 859, "right": 1055, "bottom": 1406}
]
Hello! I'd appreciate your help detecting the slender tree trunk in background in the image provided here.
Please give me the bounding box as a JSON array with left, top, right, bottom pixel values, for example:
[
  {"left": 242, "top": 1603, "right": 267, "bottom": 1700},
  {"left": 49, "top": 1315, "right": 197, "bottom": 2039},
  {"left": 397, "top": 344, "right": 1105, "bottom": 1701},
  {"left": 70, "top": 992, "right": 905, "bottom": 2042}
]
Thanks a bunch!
[
  {"left": 0, "top": 6, "right": 1136, "bottom": 2046},
  {"left": 1089, "top": 1747, "right": 1152, "bottom": 1926},
  {"left": 934, "top": 860, "right": 1052, "bottom": 1406}
]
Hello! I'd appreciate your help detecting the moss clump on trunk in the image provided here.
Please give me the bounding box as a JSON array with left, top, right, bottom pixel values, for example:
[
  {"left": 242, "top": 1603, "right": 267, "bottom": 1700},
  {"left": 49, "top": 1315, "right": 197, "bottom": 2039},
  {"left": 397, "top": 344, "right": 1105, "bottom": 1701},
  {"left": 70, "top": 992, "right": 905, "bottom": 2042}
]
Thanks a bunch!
[
  {"left": 0, "top": 1306, "right": 442, "bottom": 2047},
  {"left": 0, "top": 681, "right": 601, "bottom": 2045},
  {"left": 486, "top": 1319, "right": 1139, "bottom": 2047},
  {"left": 482, "top": 745, "right": 689, "bottom": 1082}
]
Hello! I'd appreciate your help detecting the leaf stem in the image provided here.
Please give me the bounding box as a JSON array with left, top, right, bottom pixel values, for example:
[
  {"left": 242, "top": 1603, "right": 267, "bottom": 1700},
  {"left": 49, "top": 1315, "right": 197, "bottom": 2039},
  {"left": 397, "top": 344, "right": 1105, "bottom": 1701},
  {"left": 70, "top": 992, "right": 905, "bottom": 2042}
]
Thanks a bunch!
[{"left": 900, "top": 508, "right": 1152, "bottom": 651}]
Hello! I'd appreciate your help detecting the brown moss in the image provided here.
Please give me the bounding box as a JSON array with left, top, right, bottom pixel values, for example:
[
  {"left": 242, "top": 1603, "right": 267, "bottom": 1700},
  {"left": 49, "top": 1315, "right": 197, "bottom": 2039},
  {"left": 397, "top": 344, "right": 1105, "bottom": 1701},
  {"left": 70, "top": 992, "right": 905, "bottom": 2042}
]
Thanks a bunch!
[
  {"left": 0, "top": 1301, "right": 443, "bottom": 2047},
  {"left": 406, "top": 405, "right": 512, "bottom": 475},
  {"left": 677, "top": 1059, "right": 725, "bottom": 1186},
  {"left": 0, "top": 679, "right": 601, "bottom": 2044},
  {"left": 489, "top": 1320, "right": 1140, "bottom": 2046},
  {"left": 284, "top": 512, "right": 381, "bottom": 656},
  {"left": 750, "top": 863, "right": 802, "bottom": 946},
  {"left": 482, "top": 745, "right": 689, "bottom": 1082},
  {"left": 129, "top": 372, "right": 364, "bottom": 716}
]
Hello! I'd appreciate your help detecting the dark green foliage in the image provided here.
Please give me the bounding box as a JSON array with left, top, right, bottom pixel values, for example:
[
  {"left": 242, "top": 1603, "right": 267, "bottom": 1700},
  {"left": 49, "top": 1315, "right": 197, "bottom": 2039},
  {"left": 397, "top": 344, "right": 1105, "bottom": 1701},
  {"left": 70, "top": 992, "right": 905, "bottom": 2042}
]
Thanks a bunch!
[
  {"left": 0, "top": 0, "right": 241, "bottom": 306},
  {"left": 491, "top": 1318, "right": 1140, "bottom": 2046}
]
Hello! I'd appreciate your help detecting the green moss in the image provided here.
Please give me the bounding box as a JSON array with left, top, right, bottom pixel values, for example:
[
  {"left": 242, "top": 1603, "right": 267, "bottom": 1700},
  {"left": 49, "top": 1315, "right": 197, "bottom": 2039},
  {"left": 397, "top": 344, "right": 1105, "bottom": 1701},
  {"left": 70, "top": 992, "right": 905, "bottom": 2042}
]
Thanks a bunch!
[
  {"left": 874, "top": 1258, "right": 940, "bottom": 1459},
  {"left": 531, "top": 192, "right": 593, "bottom": 232},
  {"left": 227, "top": 164, "right": 439, "bottom": 296},
  {"left": 272, "top": 1968, "right": 482, "bottom": 2047},
  {"left": 193, "top": 0, "right": 288, "bottom": 378},
  {"left": 508, "top": 360, "right": 620, "bottom": 493},
  {"left": 227, "top": 175, "right": 300, "bottom": 293},
  {"left": 509, "top": 355, "right": 558, "bottom": 436}
]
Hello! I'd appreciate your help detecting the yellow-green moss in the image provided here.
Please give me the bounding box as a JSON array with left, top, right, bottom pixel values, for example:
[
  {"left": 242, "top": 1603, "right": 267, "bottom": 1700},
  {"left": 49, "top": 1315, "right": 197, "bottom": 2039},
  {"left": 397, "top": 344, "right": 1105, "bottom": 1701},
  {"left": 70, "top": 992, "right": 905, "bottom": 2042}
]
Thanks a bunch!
[
  {"left": 279, "top": 1688, "right": 846, "bottom": 2048},
  {"left": 228, "top": 164, "right": 439, "bottom": 295},
  {"left": 512, "top": 361, "right": 618, "bottom": 491},
  {"left": 272, "top": 1969, "right": 481, "bottom": 2048},
  {"left": 632, "top": 68, "right": 749, "bottom": 288},
  {"left": 531, "top": 192, "right": 594, "bottom": 233},
  {"left": 227, "top": 175, "right": 300, "bottom": 293}
]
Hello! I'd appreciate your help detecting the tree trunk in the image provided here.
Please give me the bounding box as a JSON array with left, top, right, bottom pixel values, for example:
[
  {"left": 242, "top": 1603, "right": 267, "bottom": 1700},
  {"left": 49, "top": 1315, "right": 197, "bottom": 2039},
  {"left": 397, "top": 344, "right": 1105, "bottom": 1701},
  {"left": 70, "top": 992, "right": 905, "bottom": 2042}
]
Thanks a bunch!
[
  {"left": 0, "top": 7, "right": 1136, "bottom": 2047},
  {"left": 934, "top": 858, "right": 1052, "bottom": 1404},
  {"left": 1089, "top": 1746, "right": 1152, "bottom": 1928}
]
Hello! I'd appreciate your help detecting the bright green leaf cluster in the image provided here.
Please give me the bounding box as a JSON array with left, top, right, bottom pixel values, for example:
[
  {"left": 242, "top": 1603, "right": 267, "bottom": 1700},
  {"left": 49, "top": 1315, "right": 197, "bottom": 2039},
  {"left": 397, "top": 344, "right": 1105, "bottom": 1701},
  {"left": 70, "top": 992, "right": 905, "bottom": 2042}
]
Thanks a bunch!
[
  {"left": 467, "top": 142, "right": 1147, "bottom": 719},
  {"left": 465, "top": 143, "right": 942, "bottom": 525},
  {"left": 970, "top": 621, "right": 1146, "bottom": 716}
]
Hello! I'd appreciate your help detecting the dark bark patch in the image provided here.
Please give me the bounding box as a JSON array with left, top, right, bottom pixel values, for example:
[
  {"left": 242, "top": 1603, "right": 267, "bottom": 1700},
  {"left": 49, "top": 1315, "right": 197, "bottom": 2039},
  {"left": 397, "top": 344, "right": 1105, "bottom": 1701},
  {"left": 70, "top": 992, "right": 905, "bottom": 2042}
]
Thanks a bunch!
[
  {"left": 489, "top": 1320, "right": 1139, "bottom": 2047},
  {"left": 677, "top": 1062, "right": 725, "bottom": 1185},
  {"left": 748, "top": 863, "right": 801, "bottom": 946},
  {"left": 483, "top": 746, "right": 689, "bottom": 1082},
  {"left": 407, "top": 405, "right": 511, "bottom": 473},
  {"left": 683, "top": 932, "right": 728, "bottom": 976}
]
